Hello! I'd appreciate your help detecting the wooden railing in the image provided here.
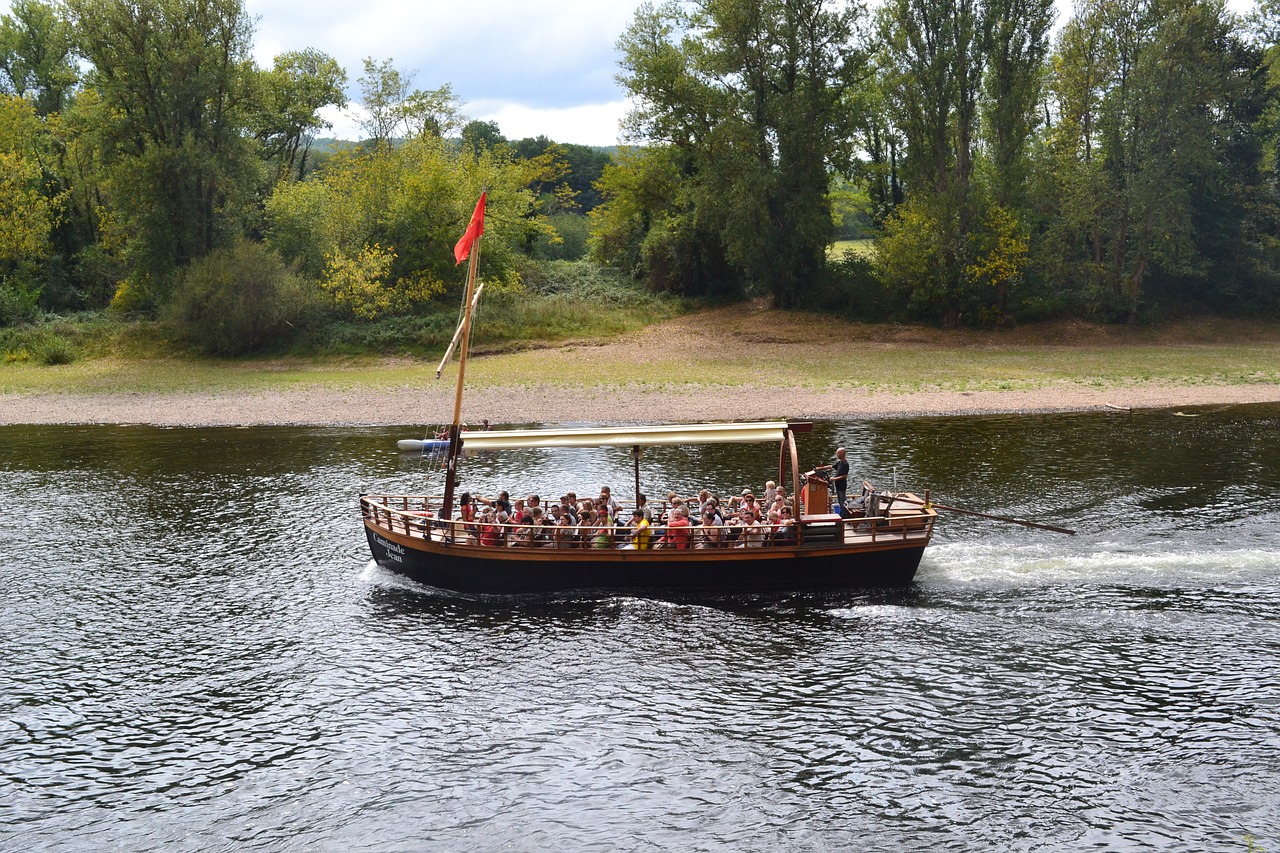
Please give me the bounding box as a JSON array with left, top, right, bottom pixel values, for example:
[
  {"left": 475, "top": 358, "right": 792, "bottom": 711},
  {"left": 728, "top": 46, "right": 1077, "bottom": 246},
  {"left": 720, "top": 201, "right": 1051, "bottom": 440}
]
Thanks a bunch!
[{"left": 360, "top": 494, "right": 936, "bottom": 549}]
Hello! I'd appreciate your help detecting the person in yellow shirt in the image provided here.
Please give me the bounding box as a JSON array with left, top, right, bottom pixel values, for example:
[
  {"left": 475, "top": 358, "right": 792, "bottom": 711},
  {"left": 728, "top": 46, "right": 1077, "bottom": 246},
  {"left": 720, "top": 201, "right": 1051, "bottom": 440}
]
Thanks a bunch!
[{"left": 625, "top": 509, "right": 652, "bottom": 550}]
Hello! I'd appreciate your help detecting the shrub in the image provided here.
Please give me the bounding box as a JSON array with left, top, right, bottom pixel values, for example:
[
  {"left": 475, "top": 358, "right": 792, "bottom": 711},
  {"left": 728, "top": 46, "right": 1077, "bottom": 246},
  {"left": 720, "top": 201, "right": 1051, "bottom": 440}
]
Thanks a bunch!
[
  {"left": 0, "top": 274, "right": 41, "bottom": 327},
  {"left": 0, "top": 326, "right": 78, "bottom": 364},
  {"left": 164, "top": 240, "right": 321, "bottom": 355},
  {"left": 805, "top": 254, "right": 896, "bottom": 321},
  {"left": 35, "top": 334, "right": 77, "bottom": 364}
]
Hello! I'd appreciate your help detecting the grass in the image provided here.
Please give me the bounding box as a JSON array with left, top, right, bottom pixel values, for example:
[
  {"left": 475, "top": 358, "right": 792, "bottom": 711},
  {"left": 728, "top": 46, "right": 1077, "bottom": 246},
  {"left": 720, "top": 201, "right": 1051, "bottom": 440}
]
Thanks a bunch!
[
  {"left": 2, "top": 303, "right": 1279, "bottom": 398},
  {"left": 830, "top": 239, "right": 876, "bottom": 259},
  {"left": 5, "top": 337, "right": 1276, "bottom": 398}
]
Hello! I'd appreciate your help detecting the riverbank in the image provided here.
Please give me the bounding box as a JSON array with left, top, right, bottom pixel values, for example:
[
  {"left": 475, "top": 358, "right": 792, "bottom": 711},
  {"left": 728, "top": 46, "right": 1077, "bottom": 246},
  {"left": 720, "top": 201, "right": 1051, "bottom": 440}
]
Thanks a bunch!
[
  {"left": 4, "top": 305, "right": 1280, "bottom": 425},
  {"left": 4, "top": 381, "right": 1280, "bottom": 426}
]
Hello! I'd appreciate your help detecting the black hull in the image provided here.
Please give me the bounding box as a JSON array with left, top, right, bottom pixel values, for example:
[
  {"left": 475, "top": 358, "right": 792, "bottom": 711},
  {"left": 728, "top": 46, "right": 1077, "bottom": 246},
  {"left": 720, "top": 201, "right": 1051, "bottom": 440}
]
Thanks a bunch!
[{"left": 365, "top": 523, "right": 926, "bottom": 596}]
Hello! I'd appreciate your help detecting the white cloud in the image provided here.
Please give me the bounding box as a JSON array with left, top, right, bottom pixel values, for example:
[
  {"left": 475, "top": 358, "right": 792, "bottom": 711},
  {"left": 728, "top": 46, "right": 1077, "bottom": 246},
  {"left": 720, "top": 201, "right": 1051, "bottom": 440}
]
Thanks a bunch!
[
  {"left": 470, "top": 99, "right": 632, "bottom": 148},
  {"left": 244, "top": 0, "right": 647, "bottom": 145}
]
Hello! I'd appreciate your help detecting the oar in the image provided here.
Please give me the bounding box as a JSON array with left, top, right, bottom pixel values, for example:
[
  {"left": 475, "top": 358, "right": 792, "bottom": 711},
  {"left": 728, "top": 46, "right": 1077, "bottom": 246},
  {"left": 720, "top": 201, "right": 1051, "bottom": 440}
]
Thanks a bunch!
[{"left": 892, "top": 494, "right": 1077, "bottom": 535}]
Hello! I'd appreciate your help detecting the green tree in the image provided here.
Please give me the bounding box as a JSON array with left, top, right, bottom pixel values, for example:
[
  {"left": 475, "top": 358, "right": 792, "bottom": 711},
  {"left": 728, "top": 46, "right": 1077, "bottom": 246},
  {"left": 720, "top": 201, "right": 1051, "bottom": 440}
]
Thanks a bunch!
[
  {"left": 1035, "top": 0, "right": 1272, "bottom": 321},
  {"left": 0, "top": 0, "right": 78, "bottom": 116},
  {"left": 616, "top": 0, "right": 865, "bottom": 308},
  {"left": 265, "top": 135, "right": 554, "bottom": 317},
  {"left": 65, "top": 0, "right": 262, "bottom": 308},
  {"left": 0, "top": 94, "right": 64, "bottom": 323},
  {"left": 590, "top": 144, "right": 735, "bottom": 294},
  {"left": 251, "top": 48, "right": 347, "bottom": 182},
  {"left": 357, "top": 57, "right": 410, "bottom": 145},
  {"left": 462, "top": 120, "right": 507, "bottom": 153}
]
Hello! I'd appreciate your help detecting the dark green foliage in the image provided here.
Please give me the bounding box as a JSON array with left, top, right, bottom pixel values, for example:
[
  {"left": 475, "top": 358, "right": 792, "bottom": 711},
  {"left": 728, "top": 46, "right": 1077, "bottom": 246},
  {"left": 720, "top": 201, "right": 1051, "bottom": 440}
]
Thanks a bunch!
[
  {"left": 613, "top": 0, "right": 863, "bottom": 309},
  {"left": 164, "top": 240, "right": 319, "bottom": 355},
  {"left": 806, "top": 254, "right": 897, "bottom": 321},
  {"left": 529, "top": 213, "right": 591, "bottom": 261},
  {"left": 0, "top": 277, "right": 40, "bottom": 327}
]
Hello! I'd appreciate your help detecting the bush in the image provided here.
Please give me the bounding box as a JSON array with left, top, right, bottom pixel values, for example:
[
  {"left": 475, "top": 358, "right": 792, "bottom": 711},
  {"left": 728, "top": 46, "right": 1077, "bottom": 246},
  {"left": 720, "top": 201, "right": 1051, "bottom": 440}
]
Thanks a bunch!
[
  {"left": 0, "top": 275, "right": 41, "bottom": 327},
  {"left": 164, "top": 240, "right": 321, "bottom": 355},
  {"left": 529, "top": 213, "right": 591, "bottom": 261},
  {"left": 519, "top": 259, "right": 661, "bottom": 308},
  {"left": 0, "top": 326, "right": 78, "bottom": 364},
  {"left": 805, "top": 254, "right": 896, "bottom": 321},
  {"left": 36, "top": 334, "right": 77, "bottom": 364}
]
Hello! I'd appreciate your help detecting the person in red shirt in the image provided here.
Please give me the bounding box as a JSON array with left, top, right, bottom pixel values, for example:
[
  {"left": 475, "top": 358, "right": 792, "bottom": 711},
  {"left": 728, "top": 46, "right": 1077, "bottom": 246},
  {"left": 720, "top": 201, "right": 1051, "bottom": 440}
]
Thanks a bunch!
[{"left": 661, "top": 507, "right": 692, "bottom": 549}]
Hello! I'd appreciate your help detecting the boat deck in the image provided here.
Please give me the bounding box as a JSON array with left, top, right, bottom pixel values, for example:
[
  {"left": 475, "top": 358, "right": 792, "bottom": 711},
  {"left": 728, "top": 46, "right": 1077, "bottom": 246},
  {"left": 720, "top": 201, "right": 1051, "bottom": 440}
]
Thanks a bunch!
[{"left": 360, "top": 494, "right": 936, "bottom": 552}]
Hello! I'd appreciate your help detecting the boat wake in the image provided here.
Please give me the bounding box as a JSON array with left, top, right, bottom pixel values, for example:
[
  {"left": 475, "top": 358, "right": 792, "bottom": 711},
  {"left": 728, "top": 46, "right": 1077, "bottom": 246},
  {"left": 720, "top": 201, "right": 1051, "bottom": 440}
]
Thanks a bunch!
[{"left": 919, "top": 540, "right": 1280, "bottom": 587}]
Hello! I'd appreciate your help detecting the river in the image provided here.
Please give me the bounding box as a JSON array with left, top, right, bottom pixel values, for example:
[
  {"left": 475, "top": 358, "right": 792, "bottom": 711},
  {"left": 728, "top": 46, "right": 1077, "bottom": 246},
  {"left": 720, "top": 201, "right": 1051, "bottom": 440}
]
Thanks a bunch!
[{"left": 2, "top": 405, "right": 1278, "bottom": 851}]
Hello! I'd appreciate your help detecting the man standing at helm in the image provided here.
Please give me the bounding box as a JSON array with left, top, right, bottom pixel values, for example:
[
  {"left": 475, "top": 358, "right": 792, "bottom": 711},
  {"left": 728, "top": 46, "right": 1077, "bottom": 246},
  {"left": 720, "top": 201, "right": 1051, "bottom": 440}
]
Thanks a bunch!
[{"left": 831, "top": 447, "right": 850, "bottom": 511}]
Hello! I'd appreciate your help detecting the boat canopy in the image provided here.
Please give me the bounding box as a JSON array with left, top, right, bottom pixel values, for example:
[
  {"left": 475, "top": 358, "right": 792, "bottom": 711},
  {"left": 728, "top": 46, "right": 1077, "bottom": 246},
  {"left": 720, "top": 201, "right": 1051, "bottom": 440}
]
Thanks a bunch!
[{"left": 460, "top": 421, "right": 794, "bottom": 451}]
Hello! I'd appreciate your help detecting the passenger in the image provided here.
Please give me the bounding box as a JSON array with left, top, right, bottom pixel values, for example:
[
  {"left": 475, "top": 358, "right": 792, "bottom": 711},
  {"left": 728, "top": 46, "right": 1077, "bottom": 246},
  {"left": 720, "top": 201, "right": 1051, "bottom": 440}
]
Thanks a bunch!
[
  {"left": 555, "top": 512, "right": 576, "bottom": 547},
  {"left": 508, "top": 513, "right": 535, "bottom": 547},
  {"left": 695, "top": 514, "right": 722, "bottom": 549},
  {"left": 622, "top": 509, "right": 652, "bottom": 549},
  {"left": 577, "top": 509, "right": 596, "bottom": 549},
  {"left": 559, "top": 496, "right": 578, "bottom": 523},
  {"left": 739, "top": 511, "right": 767, "bottom": 548},
  {"left": 479, "top": 509, "right": 500, "bottom": 547},
  {"left": 765, "top": 509, "right": 782, "bottom": 545},
  {"left": 458, "top": 491, "right": 477, "bottom": 542},
  {"left": 762, "top": 481, "right": 777, "bottom": 506},
  {"left": 740, "top": 491, "right": 762, "bottom": 521},
  {"left": 660, "top": 507, "right": 692, "bottom": 549},
  {"left": 774, "top": 506, "right": 797, "bottom": 545},
  {"left": 594, "top": 497, "right": 613, "bottom": 526},
  {"left": 592, "top": 511, "right": 615, "bottom": 549},
  {"left": 529, "top": 507, "right": 552, "bottom": 546},
  {"left": 599, "top": 486, "right": 621, "bottom": 519},
  {"left": 636, "top": 493, "right": 653, "bottom": 523}
]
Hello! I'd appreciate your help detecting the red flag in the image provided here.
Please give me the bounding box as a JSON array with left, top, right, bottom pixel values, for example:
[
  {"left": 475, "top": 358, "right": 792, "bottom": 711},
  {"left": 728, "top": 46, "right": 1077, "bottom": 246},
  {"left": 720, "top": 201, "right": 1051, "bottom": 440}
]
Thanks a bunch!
[{"left": 453, "top": 192, "right": 486, "bottom": 265}]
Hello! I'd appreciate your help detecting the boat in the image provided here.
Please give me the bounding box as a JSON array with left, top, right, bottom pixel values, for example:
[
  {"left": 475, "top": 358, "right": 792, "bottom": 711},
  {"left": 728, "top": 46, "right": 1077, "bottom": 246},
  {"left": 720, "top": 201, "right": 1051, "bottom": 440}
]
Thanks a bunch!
[
  {"left": 360, "top": 191, "right": 939, "bottom": 595},
  {"left": 362, "top": 421, "right": 938, "bottom": 594}
]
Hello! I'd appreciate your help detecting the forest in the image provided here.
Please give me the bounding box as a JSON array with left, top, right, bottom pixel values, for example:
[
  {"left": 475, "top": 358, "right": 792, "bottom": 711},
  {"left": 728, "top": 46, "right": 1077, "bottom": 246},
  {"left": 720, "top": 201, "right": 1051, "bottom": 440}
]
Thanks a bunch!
[{"left": 3, "top": 0, "right": 1280, "bottom": 359}]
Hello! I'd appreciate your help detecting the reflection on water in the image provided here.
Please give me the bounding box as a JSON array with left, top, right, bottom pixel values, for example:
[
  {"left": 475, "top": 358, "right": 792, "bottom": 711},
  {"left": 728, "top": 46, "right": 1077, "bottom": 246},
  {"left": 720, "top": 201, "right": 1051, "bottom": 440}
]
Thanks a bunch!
[{"left": 1, "top": 406, "right": 1278, "bottom": 851}]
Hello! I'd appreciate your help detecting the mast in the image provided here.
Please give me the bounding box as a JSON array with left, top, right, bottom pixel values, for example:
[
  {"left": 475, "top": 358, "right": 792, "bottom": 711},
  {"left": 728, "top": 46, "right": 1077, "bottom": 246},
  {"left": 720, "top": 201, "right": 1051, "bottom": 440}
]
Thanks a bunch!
[{"left": 440, "top": 192, "right": 485, "bottom": 522}]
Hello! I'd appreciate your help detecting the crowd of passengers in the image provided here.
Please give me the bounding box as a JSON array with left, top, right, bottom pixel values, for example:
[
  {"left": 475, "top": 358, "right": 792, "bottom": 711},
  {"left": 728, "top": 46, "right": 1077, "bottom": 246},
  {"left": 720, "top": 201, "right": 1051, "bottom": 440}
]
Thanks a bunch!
[{"left": 451, "top": 484, "right": 801, "bottom": 549}]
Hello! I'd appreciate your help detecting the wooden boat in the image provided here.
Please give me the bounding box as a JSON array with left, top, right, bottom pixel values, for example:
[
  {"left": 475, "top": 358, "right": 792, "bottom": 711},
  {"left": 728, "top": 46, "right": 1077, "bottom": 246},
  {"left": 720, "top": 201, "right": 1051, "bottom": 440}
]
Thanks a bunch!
[
  {"left": 362, "top": 421, "right": 937, "bottom": 595},
  {"left": 360, "top": 192, "right": 938, "bottom": 595}
]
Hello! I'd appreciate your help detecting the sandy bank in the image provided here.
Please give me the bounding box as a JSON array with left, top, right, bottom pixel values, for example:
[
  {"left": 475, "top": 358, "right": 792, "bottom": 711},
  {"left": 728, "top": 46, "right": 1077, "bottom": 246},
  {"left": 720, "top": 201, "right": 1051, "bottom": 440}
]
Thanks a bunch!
[{"left": 4, "top": 381, "right": 1279, "bottom": 427}]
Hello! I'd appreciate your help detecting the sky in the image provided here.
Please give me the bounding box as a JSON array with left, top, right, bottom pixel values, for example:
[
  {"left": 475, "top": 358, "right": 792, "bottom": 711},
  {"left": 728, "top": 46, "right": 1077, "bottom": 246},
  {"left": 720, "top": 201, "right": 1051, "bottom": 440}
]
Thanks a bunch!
[
  {"left": 2, "top": 0, "right": 1260, "bottom": 147},
  {"left": 247, "top": 0, "right": 649, "bottom": 146}
]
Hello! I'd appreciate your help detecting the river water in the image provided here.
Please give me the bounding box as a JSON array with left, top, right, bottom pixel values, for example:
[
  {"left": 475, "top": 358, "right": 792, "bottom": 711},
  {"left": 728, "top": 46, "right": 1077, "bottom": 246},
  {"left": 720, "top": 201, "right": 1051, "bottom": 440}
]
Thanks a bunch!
[{"left": 2, "top": 406, "right": 1278, "bottom": 851}]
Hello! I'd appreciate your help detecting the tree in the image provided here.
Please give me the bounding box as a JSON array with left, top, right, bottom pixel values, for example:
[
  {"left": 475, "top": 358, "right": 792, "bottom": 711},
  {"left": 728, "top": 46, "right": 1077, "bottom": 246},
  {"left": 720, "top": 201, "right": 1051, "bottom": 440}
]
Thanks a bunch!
[
  {"left": 251, "top": 48, "right": 347, "bottom": 182},
  {"left": 0, "top": 94, "right": 64, "bottom": 323},
  {"left": 0, "top": 0, "right": 77, "bottom": 116},
  {"left": 615, "top": 0, "right": 866, "bottom": 308},
  {"left": 265, "top": 135, "right": 556, "bottom": 317},
  {"left": 1034, "top": 0, "right": 1273, "bottom": 321},
  {"left": 358, "top": 57, "right": 411, "bottom": 146},
  {"left": 65, "top": 0, "right": 261, "bottom": 308},
  {"left": 877, "top": 0, "right": 987, "bottom": 323},
  {"left": 875, "top": 0, "right": 1053, "bottom": 324},
  {"left": 462, "top": 120, "right": 507, "bottom": 153},
  {"left": 399, "top": 83, "right": 463, "bottom": 139}
]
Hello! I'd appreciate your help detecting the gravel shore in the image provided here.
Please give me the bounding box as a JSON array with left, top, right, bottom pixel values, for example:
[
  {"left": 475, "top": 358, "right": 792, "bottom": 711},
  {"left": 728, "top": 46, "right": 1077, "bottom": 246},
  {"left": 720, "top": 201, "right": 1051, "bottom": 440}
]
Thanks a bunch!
[
  {"left": 4, "top": 381, "right": 1279, "bottom": 427},
  {"left": 6, "top": 306, "right": 1279, "bottom": 426}
]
